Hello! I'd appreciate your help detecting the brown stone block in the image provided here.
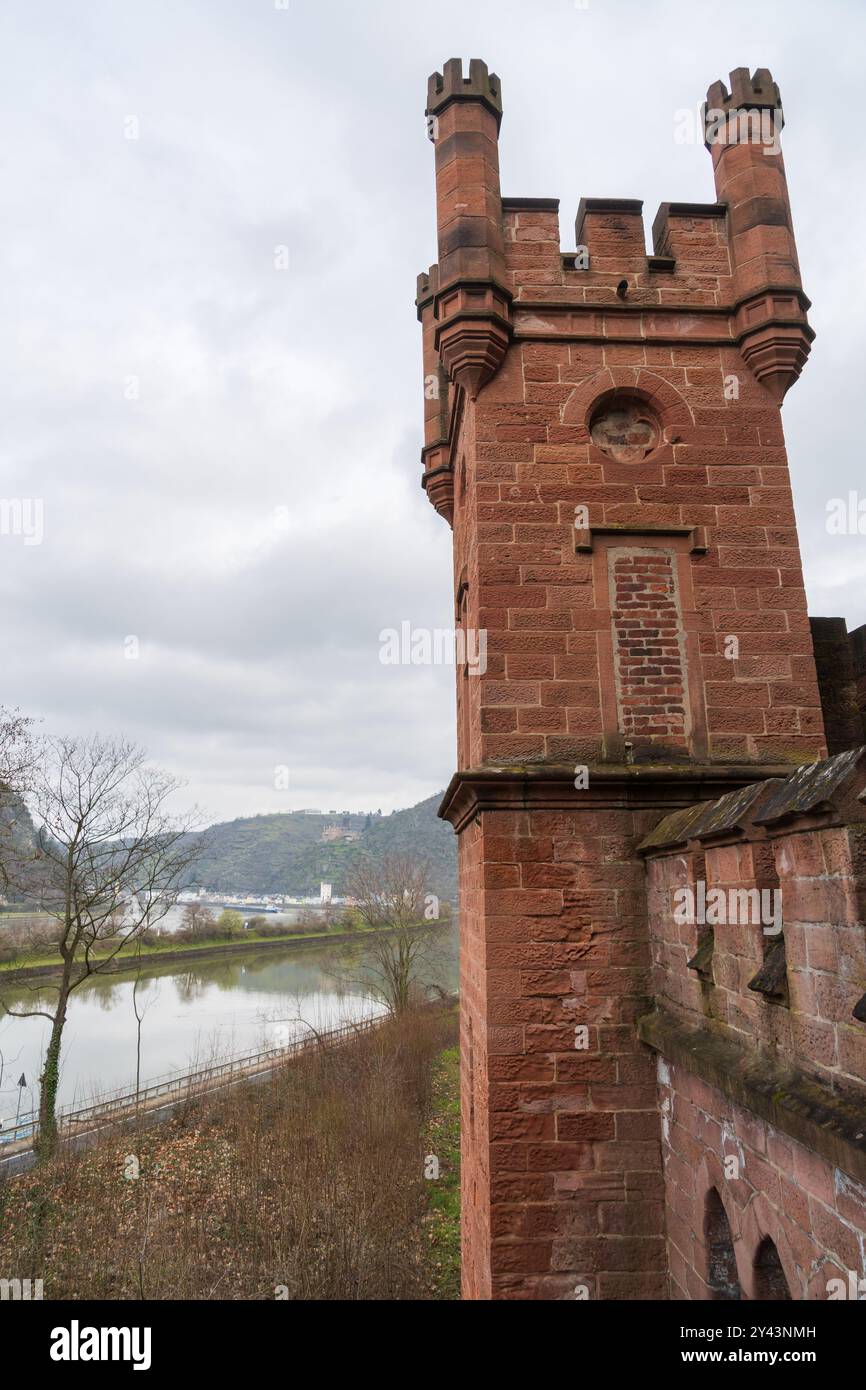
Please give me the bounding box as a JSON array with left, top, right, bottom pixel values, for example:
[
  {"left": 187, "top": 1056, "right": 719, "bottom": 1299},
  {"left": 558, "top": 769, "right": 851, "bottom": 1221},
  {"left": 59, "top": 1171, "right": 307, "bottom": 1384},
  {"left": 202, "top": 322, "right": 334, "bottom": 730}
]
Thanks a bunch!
[
  {"left": 488, "top": 1056, "right": 556, "bottom": 1083},
  {"left": 556, "top": 1112, "right": 616, "bottom": 1141},
  {"left": 490, "top": 1112, "right": 556, "bottom": 1142},
  {"left": 490, "top": 1241, "right": 553, "bottom": 1274},
  {"left": 527, "top": 1142, "right": 594, "bottom": 1172},
  {"left": 597, "top": 1140, "right": 662, "bottom": 1170},
  {"left": 490, "top": 1174, "right": 555, "bottom": 1204},
  {"left": 597, "top": 1271, "right": 669, "bottom": 1299}
]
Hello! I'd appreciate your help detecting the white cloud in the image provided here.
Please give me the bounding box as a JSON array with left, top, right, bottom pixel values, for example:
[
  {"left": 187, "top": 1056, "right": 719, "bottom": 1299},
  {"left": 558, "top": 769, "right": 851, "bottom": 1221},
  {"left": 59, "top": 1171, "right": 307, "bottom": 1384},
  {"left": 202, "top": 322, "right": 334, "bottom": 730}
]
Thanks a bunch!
[{"left": 0, "top": 0, "right": 863, "bottom": 820}]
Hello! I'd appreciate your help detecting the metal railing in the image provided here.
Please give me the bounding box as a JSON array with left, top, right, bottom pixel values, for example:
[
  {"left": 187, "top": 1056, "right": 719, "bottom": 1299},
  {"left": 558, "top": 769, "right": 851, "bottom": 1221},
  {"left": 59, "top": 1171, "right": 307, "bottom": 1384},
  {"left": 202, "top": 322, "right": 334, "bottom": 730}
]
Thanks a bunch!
[{"left": 0, "top": 1015, "right": 384, "bottom": 1149}]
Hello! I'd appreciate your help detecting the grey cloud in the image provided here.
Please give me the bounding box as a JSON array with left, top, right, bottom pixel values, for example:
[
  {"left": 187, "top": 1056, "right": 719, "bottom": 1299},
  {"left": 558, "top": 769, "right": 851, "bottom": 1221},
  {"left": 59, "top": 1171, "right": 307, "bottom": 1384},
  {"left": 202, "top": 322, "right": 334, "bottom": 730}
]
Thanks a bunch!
[{"left": 1, "top": 0, "right": 863, "bottom": 820}]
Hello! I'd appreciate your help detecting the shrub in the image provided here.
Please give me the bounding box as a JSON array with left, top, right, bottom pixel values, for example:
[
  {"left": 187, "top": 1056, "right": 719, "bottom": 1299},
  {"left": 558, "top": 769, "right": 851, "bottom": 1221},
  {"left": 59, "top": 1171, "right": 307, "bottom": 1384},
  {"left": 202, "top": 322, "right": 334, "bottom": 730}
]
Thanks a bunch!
[{"left": 0, "top": 1005, "right": 459, "bottom": 1300}]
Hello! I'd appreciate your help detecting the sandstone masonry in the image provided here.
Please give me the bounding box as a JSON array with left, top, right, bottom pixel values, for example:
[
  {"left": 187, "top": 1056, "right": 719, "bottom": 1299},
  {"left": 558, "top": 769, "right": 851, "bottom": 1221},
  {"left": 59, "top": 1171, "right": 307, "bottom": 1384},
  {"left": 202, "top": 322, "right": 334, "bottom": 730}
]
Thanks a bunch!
[{"left": 417, "top": 59, "right": 866, "bottom": 1300}]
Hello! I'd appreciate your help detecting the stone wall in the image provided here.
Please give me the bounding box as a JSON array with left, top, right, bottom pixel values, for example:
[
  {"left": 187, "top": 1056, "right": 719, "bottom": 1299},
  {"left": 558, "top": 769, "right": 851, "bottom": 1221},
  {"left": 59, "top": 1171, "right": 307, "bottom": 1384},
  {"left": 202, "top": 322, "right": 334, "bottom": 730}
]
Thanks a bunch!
[
  {"left": 810, "top": 616, "right": 863, "bottom": 754},
  {"left": 640, "top": 749, "right": 866, "bottom": 1299}
]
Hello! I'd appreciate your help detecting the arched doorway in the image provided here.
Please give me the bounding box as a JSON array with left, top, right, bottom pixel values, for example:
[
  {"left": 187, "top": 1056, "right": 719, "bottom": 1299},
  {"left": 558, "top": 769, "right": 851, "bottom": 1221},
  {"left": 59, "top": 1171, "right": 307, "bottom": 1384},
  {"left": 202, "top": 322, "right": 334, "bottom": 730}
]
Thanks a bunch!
[
  {"left": 705, "top": 1188, "right": 741, "bottom": 1300},
  {"left": 753, "top": 1236, "right": 792, "bottom": 1299}
]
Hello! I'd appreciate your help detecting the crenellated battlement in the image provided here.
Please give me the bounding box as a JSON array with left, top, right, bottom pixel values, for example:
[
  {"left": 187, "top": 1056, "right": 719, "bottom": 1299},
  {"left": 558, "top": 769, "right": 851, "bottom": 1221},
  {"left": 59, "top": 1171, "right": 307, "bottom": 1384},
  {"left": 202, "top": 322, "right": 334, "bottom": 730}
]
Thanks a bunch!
[
  {"left": 426, "top": 57, "right": 502, "bottom": 126},
  {"left": 706, "top": 66, "right": 783, "bottom": 120},
  {"left": 420, "top": 56, "right": 812, "bottom": 437},
  {"left": 415, "top": 264, "right": 439, "bottom": 314}
]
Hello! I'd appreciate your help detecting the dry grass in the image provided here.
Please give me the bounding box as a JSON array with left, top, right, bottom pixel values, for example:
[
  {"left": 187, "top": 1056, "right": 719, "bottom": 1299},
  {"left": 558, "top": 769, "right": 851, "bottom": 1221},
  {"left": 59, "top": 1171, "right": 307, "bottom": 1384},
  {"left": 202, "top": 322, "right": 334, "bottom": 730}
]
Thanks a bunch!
[{"left": 0, "top": 1005, "right": 458, "bottom": 1300}]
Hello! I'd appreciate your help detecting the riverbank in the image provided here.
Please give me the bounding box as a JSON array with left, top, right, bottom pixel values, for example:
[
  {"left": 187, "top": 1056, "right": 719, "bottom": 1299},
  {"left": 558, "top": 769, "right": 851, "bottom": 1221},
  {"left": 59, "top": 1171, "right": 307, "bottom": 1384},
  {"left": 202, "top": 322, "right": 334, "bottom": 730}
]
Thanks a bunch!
[
  {"left": 0, "top": 1003, "right": 460, "bottom": 1300},
  {"left": 0, "top": 920, "right": 445, "bottom": 984}
]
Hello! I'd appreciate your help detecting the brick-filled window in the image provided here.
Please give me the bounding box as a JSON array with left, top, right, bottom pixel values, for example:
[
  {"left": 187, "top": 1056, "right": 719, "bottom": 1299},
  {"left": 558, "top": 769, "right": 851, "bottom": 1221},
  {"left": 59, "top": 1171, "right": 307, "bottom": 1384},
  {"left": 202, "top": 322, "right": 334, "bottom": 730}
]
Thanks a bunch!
[{"left": 610, "top": 549, "right": 689, "bottom": 754}]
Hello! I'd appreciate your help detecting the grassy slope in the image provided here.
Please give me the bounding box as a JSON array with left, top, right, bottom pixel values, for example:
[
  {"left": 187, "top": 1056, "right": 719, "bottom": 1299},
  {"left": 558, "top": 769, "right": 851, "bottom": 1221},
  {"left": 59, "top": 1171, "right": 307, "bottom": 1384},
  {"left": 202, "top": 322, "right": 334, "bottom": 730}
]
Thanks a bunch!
[
  {"left": 0, "top": 926, "right": 362, "bottom": 975},
  {"left": 0, "top": 920, "right": 441, "bottom": 978},
  {"left": 423, "top": 1042, "right": 461, "bottom": 1299}
]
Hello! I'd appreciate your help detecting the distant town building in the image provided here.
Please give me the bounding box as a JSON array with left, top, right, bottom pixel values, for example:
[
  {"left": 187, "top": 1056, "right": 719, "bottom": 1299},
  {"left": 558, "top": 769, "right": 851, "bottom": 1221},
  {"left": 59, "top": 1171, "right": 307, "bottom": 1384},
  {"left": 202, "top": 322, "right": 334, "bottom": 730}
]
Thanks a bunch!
[
  {"left": 319, "top": 882, "right": 332, "bottom": 904},
  {"left": 321, "top": 825, "right": 361, "bottom": 843}
]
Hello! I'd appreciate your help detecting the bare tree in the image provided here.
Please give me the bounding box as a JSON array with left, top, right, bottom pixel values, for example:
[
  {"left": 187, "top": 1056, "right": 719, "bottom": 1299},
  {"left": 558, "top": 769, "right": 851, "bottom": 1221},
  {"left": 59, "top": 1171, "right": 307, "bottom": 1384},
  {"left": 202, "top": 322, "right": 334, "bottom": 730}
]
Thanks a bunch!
[
  {"left": 0, "top": 706, "right": 37, "bottom": 792},
  {"left": 344, "top": 852, "right": 432, "bottom": 931},
  {"left": 342, "top": 854, "right": 445, "bottom": 1015},
  {"left": 179, "top": 902, "right": 216, "bottom": 939},
  {"left": 1, "top": 735, "right": 202, "bottom": 1158},
  {"left": 0, "top": 706, "right": 37, "bottom": 894},
  {"left": 131, "top": 943, "right": 161, "bottom": 1108},
  {"left": 361, "top": 927, "right": 441, "bottom": 1016}
]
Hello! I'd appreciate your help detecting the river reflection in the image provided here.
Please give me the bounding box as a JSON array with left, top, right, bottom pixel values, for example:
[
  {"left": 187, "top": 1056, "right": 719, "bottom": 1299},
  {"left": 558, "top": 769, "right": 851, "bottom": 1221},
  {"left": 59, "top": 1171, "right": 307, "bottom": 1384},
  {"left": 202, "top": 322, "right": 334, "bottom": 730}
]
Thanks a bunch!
[{"left": 0, "top": 924, "right": 458, "bottom": 1121}]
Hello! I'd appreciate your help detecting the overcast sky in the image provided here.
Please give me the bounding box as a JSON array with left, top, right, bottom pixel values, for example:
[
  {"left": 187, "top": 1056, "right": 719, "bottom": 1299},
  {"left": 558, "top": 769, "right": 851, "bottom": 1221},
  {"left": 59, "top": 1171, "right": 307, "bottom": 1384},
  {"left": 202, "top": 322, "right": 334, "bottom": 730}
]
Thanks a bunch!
[{"left": 1, "top": 0, "right": 863, "bottom": 826}]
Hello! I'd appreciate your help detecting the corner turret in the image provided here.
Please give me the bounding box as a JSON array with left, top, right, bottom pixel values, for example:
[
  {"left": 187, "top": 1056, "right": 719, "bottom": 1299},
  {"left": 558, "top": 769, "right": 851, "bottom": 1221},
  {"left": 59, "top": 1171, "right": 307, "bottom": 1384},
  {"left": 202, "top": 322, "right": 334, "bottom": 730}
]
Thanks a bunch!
[
  {"left": 424, "top": 59, "right": 512, "bottom": 400},
  {"left": 703, "top": 67, "right": 813, "bottom": 403}
]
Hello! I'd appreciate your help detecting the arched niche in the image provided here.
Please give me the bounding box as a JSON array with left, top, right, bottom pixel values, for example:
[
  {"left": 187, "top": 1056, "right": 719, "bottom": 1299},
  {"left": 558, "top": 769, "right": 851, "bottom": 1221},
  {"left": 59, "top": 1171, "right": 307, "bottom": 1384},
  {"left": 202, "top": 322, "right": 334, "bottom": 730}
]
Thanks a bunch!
[
  {"left": 753, "top": 1236, "right": 792, "bottom": 1300},
  {"left": 705, "top": 1187, "right": 741, "bottom": 1300}
]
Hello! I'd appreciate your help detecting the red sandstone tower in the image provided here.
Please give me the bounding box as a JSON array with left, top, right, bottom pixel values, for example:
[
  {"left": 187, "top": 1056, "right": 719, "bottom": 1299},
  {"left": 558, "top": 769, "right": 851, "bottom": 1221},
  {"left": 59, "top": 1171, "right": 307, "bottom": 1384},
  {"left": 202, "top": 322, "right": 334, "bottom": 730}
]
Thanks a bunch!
[{"left": 418, "top": 62, "right": 866, "bottom": 1300}]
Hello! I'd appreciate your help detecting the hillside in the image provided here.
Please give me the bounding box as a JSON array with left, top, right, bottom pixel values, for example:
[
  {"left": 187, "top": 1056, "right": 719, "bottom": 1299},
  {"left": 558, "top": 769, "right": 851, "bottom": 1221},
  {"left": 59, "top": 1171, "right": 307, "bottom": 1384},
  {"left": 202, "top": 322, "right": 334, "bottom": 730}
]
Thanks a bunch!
[{"left": 184, "top": 792, "right": 457, "bottom": 900}]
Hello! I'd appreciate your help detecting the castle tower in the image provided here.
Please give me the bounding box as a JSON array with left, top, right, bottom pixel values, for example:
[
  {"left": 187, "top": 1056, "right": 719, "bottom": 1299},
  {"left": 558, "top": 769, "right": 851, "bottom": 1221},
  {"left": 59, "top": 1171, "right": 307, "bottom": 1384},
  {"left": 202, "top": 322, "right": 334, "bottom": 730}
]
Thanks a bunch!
[{"left": 418, "top": 62, "right": 826, "bottom": 1299}]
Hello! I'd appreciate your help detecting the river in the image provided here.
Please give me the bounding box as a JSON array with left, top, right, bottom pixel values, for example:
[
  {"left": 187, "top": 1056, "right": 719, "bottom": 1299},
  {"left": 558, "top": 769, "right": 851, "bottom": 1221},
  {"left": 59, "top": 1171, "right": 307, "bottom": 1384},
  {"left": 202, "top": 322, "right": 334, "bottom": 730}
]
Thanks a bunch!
[{"left": 0, "top": 923, "right": 458, "bottom": 1126}]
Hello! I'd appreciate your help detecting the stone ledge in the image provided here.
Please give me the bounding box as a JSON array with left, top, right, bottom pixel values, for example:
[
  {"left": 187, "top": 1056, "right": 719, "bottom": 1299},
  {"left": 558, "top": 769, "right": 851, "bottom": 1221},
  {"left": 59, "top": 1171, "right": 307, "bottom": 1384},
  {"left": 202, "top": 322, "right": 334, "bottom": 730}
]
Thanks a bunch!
[
  {"left": 502, "top": 196, "right": 559, "bottom": 212},
  {"left": 640, "top": 745, "right": 866, "bottom": 852},
  {"left": 438, "top": 762, "right": 796, "bottom": 833},
  {"left": 574, "top": 523, "right": 708, "bottom": 555},
  {"left": 638, "top": 1007, "right": 866, "bottom": 1185}
]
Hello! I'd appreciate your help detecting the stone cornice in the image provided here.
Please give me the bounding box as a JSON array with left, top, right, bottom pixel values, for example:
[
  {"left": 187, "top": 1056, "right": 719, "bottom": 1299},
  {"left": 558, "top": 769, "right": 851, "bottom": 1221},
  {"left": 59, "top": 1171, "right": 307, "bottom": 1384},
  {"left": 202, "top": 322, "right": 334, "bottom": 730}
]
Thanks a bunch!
[
  {"left": 438, "top": 762, "right": 796, "bottom": 833},
  {"left": 510, "top": 285, "right": 813, "bottom": 331}
]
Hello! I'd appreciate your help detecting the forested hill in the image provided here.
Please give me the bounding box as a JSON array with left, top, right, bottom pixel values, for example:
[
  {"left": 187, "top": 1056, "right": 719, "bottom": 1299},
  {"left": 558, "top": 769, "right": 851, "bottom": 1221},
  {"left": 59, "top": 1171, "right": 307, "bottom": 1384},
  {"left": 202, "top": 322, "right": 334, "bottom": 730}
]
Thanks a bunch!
[{"left": 184, "top": 792, "right": 457, "bottom": 900}]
